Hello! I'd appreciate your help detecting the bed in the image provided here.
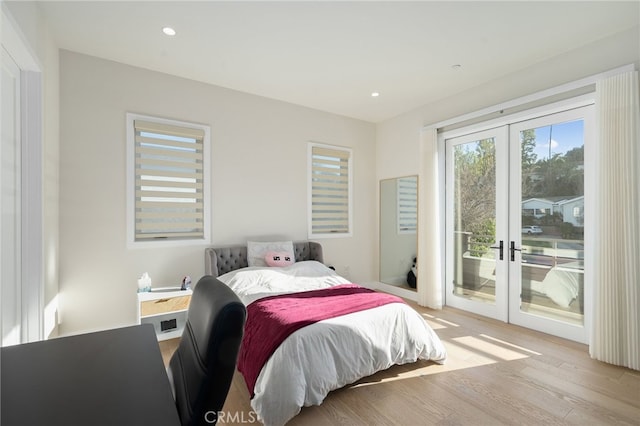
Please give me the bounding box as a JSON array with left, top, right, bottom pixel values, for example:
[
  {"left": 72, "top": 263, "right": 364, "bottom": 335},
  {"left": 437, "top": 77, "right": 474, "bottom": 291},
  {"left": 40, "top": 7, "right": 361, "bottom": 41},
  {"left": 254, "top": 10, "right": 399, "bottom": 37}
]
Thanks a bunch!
[{"left": 205, "top": 241, "right": 447, "bottom": 426}]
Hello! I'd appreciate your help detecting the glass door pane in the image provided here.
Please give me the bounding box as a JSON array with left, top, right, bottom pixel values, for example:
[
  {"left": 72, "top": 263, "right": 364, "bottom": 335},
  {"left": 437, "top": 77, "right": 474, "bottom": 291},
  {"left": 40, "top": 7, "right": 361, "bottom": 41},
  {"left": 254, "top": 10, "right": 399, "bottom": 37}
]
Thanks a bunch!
[
  {"left": 445, "top": 127, "right": 508, "bottom": 321},
  {"left": 453, "top": 139, "right": 496, "bottom": 303},
  {"left": 509, "top": 105, "right": 592, "bottom": 343}
]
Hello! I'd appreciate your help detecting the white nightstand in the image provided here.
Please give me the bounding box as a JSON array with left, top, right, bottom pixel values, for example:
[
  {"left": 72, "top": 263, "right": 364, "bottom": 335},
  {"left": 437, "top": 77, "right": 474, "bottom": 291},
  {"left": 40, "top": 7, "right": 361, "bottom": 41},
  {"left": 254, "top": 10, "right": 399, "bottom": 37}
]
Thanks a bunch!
[{"left": 137, "top": 289, "right": 193, "bottom": 341}]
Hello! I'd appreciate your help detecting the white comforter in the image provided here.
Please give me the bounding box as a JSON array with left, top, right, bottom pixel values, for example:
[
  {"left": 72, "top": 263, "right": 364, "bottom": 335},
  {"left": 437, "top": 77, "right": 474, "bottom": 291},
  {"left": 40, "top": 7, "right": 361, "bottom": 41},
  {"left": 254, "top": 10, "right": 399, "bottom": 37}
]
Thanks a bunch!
[{"left": 218, "top": 261, "right": 447, "bottom": 426}]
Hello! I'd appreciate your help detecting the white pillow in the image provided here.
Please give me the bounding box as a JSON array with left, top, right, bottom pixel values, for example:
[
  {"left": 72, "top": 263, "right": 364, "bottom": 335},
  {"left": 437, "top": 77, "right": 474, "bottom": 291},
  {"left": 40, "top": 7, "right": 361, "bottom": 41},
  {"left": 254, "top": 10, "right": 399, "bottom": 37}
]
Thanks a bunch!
[
  {"left": 542, "top": 267, "right": 581, "bottom": 308},
  {"left": 247, "top": 241, "right": 295, "bottom": 267}
]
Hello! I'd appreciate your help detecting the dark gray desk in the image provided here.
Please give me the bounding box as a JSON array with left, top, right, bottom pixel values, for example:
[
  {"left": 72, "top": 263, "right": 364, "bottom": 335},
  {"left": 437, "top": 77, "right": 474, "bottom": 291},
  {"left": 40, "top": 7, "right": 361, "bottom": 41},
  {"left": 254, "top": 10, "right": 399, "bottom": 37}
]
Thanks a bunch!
[{"left": 1, "top": 324, "right": 180, "bottom": 426}]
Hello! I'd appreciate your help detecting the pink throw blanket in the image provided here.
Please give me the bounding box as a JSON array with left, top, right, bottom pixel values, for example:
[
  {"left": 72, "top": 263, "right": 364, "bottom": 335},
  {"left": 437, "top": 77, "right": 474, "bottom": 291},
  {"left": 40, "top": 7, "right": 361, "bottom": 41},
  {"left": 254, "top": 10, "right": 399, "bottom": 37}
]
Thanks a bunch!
[{"left": 238, "top": 284, "right": 404, "bottom": 397}]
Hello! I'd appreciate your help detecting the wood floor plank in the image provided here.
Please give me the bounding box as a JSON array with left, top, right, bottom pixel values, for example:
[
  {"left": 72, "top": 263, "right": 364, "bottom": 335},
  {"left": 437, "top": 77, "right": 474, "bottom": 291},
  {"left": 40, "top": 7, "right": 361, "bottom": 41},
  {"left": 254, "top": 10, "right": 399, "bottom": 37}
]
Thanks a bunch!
[
  {"left": 430, "top": 369, "right": 567, "bottom": 426},
  {"left": 161, "top": 304, "right": 640, "bottom": 425},
  {"left": 519, "top": 363, "right": 640, "bottom": 424},
  {"left": 158, "top": 337, "right": 180, "bottom": 366},
  {"left": 469, "top": 361, "right": 574, "bottom": 420},
  {"left": 393, "top": 373, "right": 506, "bottom": 425}
]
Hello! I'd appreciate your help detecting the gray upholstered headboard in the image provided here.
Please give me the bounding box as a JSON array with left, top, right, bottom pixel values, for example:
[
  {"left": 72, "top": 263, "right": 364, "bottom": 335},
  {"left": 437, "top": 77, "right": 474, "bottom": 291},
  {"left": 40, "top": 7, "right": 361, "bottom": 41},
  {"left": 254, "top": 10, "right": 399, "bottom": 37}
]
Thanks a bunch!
[{"left": 205, "top": 241, "right": 323, "bottom": 278}]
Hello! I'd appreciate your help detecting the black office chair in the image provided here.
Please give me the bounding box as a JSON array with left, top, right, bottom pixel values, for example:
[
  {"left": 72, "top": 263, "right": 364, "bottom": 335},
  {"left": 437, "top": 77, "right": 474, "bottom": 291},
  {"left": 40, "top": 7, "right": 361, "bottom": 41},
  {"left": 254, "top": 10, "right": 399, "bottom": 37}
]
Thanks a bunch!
[{"left": 167, "top": 276, "right": 247, "bottom": 426}]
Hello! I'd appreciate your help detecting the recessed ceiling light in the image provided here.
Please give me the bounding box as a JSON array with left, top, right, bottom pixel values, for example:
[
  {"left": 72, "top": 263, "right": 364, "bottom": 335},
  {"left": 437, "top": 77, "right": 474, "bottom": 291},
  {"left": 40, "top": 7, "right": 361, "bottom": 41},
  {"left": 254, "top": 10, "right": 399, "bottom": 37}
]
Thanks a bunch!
[
  {"left": 371, "top": 92, "right": 380, "bottom": 97},
  {"left": 162, "top": 27, "right": 176, "bottom": 36}
]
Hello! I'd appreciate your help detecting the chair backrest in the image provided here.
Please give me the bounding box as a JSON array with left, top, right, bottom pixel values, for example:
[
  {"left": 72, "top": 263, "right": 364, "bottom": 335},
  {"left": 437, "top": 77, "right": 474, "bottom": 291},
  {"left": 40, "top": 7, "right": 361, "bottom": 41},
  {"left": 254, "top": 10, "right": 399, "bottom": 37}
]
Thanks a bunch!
[{"left": 167, "top": 276, "right": 246, "bottom": 426}]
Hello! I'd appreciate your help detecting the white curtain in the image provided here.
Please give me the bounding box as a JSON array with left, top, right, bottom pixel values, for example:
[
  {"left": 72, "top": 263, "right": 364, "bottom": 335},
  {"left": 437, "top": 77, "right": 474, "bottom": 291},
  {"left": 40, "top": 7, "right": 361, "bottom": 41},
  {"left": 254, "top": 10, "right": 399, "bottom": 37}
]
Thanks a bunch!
[
  {"left": 590, "top": 70, "right": 640, "bottom": 370},
  {"left": 417, "top": 128, "right": 443, "bottom": 308}
]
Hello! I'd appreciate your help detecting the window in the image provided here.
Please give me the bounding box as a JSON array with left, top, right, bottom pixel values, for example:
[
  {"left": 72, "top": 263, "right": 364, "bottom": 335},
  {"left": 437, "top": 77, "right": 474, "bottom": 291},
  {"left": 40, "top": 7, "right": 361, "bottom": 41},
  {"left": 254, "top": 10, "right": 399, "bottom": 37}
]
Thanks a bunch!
[
  {"left": 308, "top": 142, "right": 352, "bottom": 238},
  {"left": 397, "top": 177, "right": 417, "bottom": 234},
  {"left": 127, "top": 114, "right": 210, "bottom": 247}
]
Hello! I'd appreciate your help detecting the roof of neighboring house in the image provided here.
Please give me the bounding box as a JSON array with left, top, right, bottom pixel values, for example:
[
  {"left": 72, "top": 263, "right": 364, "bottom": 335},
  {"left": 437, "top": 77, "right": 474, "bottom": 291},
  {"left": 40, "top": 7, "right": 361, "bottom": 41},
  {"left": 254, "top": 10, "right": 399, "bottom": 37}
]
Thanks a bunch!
[
  {"left": 522, "top": 195, "right": 584, "bottom": 205},
  {"left": 556, "top": 195, "right": 584, "bottom": 205}
]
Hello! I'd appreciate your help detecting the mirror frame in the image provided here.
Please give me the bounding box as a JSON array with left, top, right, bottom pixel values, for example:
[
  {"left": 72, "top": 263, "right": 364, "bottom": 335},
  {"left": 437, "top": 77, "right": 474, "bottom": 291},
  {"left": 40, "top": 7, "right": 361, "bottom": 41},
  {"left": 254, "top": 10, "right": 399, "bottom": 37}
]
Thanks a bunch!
[{"left": 379, "top": 175, "right": 418, "bottom": 290}]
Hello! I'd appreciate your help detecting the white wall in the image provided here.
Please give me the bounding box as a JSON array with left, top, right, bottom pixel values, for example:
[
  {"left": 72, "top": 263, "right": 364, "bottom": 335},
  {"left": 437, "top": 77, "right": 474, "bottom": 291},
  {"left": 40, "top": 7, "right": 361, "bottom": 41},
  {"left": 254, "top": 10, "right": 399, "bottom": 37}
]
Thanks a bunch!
[
  {"left": 374, "top": 27, "right": 639, "bottom": 297},
  {"left": 12, "top": 7, "right": 638, "bottom": 337},
  {"left": 376, "top": 27, "right": 640, "bottom": 181},
  {"left": 58, "top": 51, "right": 376, "bottom": 335}
]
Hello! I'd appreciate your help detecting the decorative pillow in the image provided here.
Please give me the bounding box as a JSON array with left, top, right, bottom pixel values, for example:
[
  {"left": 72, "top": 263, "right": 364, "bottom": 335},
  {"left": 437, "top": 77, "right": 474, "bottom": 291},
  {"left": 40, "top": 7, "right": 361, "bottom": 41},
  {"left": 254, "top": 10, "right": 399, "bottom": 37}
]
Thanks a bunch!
[
  {"left": 264, "top": 251, "right": 295, "bottom": 267},
  {"left": 247, "top": 241, "right": 295, "bottom": 267}
]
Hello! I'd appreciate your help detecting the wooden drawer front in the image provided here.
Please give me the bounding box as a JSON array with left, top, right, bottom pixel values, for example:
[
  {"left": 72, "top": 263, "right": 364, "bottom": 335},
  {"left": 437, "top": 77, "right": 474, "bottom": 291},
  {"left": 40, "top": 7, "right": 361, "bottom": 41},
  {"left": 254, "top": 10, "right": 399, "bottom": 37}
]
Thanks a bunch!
[{"left": 141, "top": 295, "right": 191, "bottom": 317}]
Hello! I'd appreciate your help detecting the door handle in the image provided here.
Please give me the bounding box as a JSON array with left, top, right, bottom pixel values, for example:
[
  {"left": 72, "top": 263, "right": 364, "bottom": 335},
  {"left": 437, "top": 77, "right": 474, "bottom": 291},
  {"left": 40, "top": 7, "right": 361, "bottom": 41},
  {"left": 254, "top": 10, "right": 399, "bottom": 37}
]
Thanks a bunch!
[
  {"left": 510, "top": 241, "right": 522, "bottom": 262},
  {"left": 489, "top": 240, "right": 504, "bottom": 260}
]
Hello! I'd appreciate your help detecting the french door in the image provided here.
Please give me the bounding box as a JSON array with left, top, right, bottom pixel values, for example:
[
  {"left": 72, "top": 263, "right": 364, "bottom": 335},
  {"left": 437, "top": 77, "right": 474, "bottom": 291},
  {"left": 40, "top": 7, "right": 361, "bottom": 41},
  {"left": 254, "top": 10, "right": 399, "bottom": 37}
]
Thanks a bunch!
[
  {"left": 445, "top": 104, "right": 592, "bottom": 343},
  {"left": 445, "top": 127, "right": 509, "bottom": 322}
]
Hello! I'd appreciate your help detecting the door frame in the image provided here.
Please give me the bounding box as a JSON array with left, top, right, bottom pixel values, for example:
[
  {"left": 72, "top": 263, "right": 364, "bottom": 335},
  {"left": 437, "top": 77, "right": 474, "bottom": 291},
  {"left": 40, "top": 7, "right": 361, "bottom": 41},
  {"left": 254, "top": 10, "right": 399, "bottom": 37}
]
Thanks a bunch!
[
  {"left": 439, "top": 95, "right": 595, "bottom": 343},
  {"left": 2, "top": 6, "right": 44, "bottom": 344}
]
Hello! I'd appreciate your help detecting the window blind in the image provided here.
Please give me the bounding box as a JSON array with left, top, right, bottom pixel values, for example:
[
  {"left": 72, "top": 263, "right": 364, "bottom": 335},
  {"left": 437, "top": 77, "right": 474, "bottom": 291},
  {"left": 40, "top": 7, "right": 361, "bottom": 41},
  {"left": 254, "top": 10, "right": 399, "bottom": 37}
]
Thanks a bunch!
[
  {"left": 397, "top": 177, "right": 418, "bottom": 234},
  {"left": 310, "top": 144, "right": 352, "bottom": 236},
  {"left": 134, "top": 119, "right": 205, "bottom": 241}
]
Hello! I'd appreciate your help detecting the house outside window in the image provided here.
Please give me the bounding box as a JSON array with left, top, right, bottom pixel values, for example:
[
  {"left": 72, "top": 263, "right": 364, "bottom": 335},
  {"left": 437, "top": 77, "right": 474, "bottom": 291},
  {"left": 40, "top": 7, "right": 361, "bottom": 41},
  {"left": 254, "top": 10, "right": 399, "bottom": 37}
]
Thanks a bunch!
[
  {"left": 126, "top": 113, "right": 210, "bottom": 247},
  {"left": 573, "top": 206, "right": 581, "bottom": 217}
]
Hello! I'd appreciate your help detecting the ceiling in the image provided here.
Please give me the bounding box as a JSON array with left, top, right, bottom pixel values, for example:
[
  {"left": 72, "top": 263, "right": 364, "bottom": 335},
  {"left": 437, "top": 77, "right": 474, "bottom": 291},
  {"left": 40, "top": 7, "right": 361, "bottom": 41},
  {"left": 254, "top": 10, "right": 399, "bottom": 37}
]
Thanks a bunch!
[{"left": 33, "top": 1, "right": 640, "bottom": 123}]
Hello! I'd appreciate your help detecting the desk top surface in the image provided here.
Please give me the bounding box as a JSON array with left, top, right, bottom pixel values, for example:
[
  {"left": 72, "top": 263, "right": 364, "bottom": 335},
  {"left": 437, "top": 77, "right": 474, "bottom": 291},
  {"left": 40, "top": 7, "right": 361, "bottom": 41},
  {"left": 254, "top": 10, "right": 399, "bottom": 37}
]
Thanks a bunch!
[{"left": 1, "top": 324, "right": 180, "bottom": 426}]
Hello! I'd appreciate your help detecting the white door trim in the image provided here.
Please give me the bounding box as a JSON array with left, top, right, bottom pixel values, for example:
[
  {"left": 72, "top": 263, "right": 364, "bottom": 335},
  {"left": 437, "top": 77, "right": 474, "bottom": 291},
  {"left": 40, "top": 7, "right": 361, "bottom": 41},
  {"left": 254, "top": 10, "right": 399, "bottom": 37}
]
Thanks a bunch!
[{"left": 2, "top": 5, "right": 44, "bottom": 343}]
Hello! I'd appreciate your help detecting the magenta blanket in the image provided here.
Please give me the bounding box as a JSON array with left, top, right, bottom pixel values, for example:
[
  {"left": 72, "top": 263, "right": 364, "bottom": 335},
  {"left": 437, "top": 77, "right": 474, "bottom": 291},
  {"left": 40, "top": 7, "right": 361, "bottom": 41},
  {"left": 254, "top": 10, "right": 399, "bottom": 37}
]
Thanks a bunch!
[{"left": 238, "top": 284, "right": 404, "bottom": 397}]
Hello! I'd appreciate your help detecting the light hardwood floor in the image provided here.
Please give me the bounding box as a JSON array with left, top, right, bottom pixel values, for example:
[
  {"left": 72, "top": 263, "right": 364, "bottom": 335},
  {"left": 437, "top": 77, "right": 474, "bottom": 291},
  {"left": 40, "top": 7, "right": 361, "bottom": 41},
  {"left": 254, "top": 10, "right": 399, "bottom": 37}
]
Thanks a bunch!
[{"left": 160, "top": 302, "right": 640, "bottom": 425}]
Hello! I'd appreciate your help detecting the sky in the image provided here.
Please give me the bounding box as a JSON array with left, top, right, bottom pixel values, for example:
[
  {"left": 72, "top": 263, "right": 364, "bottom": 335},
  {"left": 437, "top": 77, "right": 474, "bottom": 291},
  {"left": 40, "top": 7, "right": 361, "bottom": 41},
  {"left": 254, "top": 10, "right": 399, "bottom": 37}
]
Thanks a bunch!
[{"left": 532, "top": 119, "right": 584, "bottom": 161}]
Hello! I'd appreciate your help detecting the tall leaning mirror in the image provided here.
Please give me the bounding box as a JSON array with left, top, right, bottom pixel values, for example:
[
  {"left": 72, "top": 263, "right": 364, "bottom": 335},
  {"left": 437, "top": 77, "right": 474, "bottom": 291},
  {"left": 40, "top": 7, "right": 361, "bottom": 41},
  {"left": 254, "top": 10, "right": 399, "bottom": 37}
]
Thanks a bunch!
[{"left": 380, "top": 175, "right": 418, "bottom": 291}]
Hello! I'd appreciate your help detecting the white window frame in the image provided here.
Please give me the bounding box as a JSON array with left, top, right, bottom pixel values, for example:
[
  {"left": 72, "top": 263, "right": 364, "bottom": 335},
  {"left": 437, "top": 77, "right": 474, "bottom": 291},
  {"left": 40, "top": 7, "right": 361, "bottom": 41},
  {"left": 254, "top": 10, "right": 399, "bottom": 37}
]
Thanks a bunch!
[
  {"left": 308, "top": 142, "right": 353, "bottom": 238},
  {"left": 126, "top": 113, "right": 211, "bottom": 248}
]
